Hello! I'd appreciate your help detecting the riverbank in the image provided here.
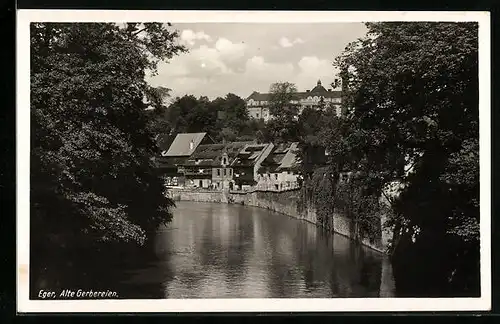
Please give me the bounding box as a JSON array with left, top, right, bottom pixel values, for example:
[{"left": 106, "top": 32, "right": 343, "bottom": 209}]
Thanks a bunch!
[{"left": 166, "top": 187, "right": 392, "bottom": 254}]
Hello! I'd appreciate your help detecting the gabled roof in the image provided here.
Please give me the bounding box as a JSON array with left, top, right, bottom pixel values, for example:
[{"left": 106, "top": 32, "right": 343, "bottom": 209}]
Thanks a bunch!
[
  {"left": 246, "top": 91, "right": 270, "bottom": 101},
  {"left": 246, "top": 90, "right": 341, "bottom": 102},
  {"left": 277, "top": 142, "right": 299, "bottom": 170},
  {"left": 309, "top": 80, "right": 328, "bottom": 94},
  {"left": 260, "top": 142, "right": 299, "bottom": 172},
  {"left": 184, "top": 141, "right": 254, "bottom": 167},
  {"left": 232, "top": 143, "right": 272, "bottom": 167},
  {"left": 164, "top": 132, "right": 207, "bottom": 157},
  {"left": 156, "top": 134, "right": 176, "bottom": 151},
  {"left": 310, "top": 85, "right": 328, "bottom": 93}
]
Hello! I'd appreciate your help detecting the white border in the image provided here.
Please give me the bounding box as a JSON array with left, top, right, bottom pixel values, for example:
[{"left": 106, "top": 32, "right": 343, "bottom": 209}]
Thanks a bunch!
[{"left": 17, "top": 10, "right": 491, "bottom": 313}]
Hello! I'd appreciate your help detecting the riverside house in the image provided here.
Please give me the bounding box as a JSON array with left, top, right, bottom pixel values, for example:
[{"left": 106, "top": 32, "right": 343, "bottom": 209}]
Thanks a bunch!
[
  {"left": 182, "top": 141, "right": 253, "bottom": 190},
  {"left": 231, "top": 143, "right": 274, "bottom": 190},
  {"left": 257, "top": 142, "right": 301, "bottom": 191},
  {"left": 155, "top": 132, "right": 214, "bottom": 186}
]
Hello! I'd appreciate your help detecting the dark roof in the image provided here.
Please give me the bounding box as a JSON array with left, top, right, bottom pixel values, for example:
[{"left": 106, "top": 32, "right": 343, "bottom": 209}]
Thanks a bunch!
[
  {"left": 164, "top": 132, "right": 207, "bottom": 156},
  {"left": 156, "top": 156, "right": 190, "bottom": 168},
  {"left": 246, "top": 80, "right": 341, "bottom": 102},
  {"left": 184, "top": 141, "right": 254, "bottom": 167},
  {"left": 310, "top": 80, "right": 328, "bottom": 93},
  {"left": 232, "top": 143, "right": 272, "bottom": 167},
  {"left": 260, "top": 142, "right": 299, "bottom": 171},
  {"left": 277, "top": 143, "right": 299, "bottom": 170},
  {"left": 246, "top": 91, "right": 270, "bottom": 101}
]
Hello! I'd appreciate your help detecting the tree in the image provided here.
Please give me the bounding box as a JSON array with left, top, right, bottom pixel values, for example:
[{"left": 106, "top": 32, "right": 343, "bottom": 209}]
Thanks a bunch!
[
  {"left": 219, "top": 93, "right": 250, "bottom": 130},
  {"left": 145, "top": 86, "right": 171, "bottom": 108},
  {"left": 145, "top": 86, "right": 173, "bottom": 137},
  {"left": 298, "top": 106, "right": 325, "bottom": 145},
  {"left": 208, "top": 93, "right": 250, "bottom": 141},
  {"left": 30, "top": 23, "right": 186, "bottom": 281},
  {"left": 334, "top": 22, "right": 479, "bottom": 296},
  {"left": 268, "top": 81, "right": 299, "bottom": 118},
  {"left": 220, "top": 127, "right": 238, "bottom": 142},
  {"left": 241, "top": 118, "right": 269, "bottom": 143},
  {"left": 266, "top": 82, "right": 301, "bottom": 143},
  {"left": 165, "top": 95, "right": 218, "bottom": 136}
]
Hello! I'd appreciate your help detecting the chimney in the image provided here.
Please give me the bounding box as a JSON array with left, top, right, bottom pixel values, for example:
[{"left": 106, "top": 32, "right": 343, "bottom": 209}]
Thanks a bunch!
[{"left": 189, "top": 140, "right": 194, "bottom": 151}]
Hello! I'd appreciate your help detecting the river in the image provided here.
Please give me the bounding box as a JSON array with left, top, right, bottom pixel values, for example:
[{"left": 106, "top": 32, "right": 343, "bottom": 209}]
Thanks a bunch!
[{"left": 111, "top": 201, "right": 396, "bottom": 298}]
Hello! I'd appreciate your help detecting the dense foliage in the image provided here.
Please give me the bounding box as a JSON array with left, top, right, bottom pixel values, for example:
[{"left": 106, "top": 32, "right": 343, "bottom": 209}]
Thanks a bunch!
[
  {"left": 154, "top": 92, "right": 266, "bottom": 143},
  {"left": 30, "top": 23, "right": 186, "bottom": 257},
  {"left": 265, "top": 82, "right": 301, "bottom": 143},
  {"left": 332, "top": 22, "right": 480, "bottom": 296}
]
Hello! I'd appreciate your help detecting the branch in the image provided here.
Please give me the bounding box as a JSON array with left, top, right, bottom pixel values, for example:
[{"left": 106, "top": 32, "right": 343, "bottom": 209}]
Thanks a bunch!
[
  {"left": 132, "top": 27, "right": 148, "bottom": 36},
  {"left": 381, "top": 187, "right": 396, "bottom": 208}
]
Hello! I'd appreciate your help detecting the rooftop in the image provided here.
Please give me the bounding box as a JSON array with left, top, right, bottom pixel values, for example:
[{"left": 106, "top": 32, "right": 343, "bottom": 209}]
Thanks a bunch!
[
  {"left": 185, "top": 141, "right": 254, "bottom": 167},
  {"left": 261, "top": 142, "right": 299, "bottom": 171},
  {"left": 232, "top": 143, "right": 272, "bottom": 167},
  {"left": 246, "top": 80, "right": 341, "bottom": 102},
  {"left": 156, "top": 133, "right": 176, "bottom": 152},
  {"left": 164, "top": 132, "right": 207, "bottom": 157}
]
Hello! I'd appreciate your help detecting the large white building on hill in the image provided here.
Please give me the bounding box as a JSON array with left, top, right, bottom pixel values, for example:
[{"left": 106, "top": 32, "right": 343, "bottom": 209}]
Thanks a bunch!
[{"left": 245, "top": 80, "right": 343, "bottom": 122}]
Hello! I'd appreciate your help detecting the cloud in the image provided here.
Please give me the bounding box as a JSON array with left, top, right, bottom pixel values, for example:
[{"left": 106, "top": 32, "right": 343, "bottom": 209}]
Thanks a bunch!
[
  {"left": 180, "top": 29, "right": 212, "bottom": 46},
  {"left": 294, "top": 56, "right": 339, "bottom": 90},
  {"left": 214, "top": 38, "right": 247, "bottom": 62},
  {"left": 297, "top": 56, "right": 331, "bottom": 74},
  {"left": 148, "top": 54, "right": 340, "bottom": 99},
  {"left": 278, "top": 37, "right": 305, "bottom": 48},
  {"left": 244, "top": 56, "right": 295, "bottom": 84},
  {"left": 147, "top": 37, "right": 250, "bottom": 96}
]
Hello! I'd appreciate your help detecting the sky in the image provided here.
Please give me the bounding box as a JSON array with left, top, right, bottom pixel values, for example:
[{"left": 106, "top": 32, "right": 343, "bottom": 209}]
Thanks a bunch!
[{"left": 146, "top": 23, "right": 368, "bottom": 100}]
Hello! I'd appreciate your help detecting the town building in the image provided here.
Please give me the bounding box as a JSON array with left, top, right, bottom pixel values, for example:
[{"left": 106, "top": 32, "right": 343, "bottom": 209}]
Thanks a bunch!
[
  {"left": 231, "top": 143, "right": 274, "bottom": 190},
  {"left": 256, "top": 142, "right": 301, "bottom": 191},
  {"left": 245, "top": 80, "right": 343, "bottom": 122},
  {"left": 182, "top": 141, "right": 254, "bottom": 189},
  {"left": 155, "top": 132, "right": 214, "bottom": 186}
]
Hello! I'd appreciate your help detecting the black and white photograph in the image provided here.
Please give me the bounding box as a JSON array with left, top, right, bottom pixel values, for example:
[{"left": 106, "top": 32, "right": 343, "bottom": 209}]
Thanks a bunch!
[{"left": 17, "top": 11, "right": 491, "bottom": 312}]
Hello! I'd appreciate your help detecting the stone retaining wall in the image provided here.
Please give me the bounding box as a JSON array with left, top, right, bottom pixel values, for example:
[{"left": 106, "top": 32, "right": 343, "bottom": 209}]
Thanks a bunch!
[{"left": 167, "top": 187, "right": 390, "bottom": 253}]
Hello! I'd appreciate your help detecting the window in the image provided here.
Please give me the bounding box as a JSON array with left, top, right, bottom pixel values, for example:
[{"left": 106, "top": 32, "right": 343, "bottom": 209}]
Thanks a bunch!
[
  {"left": 223, "top": 169, "right": 227, "bottom": 176},
  {"left": 217, "top": 169, "right": 220, "bottom": 176},
  {"left": 229, "top": 169, "right": 232, "bottom": 176},
  {"left": 275, "top": 174, "right": 278, "bottom": 180},
  {"left": 256, "top": 113, "right": 259, "bottom": 118}
]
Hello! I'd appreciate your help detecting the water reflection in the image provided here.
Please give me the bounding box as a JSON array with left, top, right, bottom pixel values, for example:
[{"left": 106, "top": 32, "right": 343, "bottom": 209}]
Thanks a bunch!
[{"left": 117, "top": 201, "right": 395, "bottom": 298}]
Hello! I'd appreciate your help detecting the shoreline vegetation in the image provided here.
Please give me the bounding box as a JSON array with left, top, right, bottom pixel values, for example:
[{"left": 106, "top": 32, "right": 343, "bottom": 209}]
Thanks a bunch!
[
  {"left": 168, "top": 187, "right": 388, "bottom": 254},
  {"left": 30, "top": 22, "right": 480, "bottom": 298}
]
